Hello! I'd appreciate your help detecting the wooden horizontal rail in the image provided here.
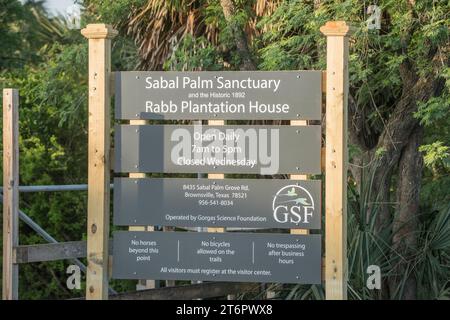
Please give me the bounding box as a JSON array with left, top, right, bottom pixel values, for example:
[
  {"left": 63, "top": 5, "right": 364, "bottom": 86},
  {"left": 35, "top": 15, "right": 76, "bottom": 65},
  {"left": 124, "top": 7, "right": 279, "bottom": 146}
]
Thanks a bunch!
[
  {"left": 14, "top": 241, "right": 86, "bottom": 263},
  {"left": 14, "top": 240, "right": 110, "bottom": 264},
  {"left": 109, "top": 282, "right": 259, "bottom": 300},
  {"left": 71, "top": 281, "right": 258, "bottom": 300}
]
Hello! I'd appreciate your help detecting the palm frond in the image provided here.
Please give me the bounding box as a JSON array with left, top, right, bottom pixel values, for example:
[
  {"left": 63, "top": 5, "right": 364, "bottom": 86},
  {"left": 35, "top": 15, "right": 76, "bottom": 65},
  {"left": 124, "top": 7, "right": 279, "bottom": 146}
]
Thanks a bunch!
[{"left": 107, "top": 0, "right": 280, "bottom": 70}]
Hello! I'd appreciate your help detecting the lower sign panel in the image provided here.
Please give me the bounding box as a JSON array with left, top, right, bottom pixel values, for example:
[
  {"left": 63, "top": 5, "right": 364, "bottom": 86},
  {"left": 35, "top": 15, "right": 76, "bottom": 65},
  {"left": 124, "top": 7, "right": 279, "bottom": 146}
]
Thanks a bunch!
[{"left": 112, "top": 231, "right": 322, "bottom": 284}]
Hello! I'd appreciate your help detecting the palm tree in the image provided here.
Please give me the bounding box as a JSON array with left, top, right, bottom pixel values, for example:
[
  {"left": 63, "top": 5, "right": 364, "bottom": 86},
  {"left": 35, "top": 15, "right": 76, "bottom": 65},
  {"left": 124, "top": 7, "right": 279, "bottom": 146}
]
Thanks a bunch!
[{"left": 85, "top": 0, "right": 280, "bottom": 70}]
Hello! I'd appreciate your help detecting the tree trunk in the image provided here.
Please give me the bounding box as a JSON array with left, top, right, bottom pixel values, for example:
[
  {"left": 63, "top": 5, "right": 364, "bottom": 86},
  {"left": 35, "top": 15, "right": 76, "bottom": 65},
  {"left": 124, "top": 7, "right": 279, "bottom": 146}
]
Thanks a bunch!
[
  {"left": 389, "top": 126, "right": 423, "bottom": 299},
  {"left": 365, "top": 62, "right": 419, "bottom": 233},
  {"left": 359, "top": 53, "right": 444, "bottom": 298},
  {"left": 364, "top": 55, "right": 442, "bottom": 229},
  {"left": 220, "top": 0, "right": 257, "bottom": 71}
]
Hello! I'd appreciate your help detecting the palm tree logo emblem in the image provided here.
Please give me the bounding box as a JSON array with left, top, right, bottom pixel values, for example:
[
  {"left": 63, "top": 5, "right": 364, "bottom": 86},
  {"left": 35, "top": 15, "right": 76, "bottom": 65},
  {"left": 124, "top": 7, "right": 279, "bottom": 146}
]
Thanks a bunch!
[{"left": 272, "top": 185, "right": 315, "bottom": 224}]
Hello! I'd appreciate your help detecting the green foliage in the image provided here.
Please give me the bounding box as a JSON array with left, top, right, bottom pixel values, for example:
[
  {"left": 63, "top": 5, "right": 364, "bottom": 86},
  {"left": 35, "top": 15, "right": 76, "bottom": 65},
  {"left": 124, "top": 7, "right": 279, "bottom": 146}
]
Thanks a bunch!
[
  {"left": 0, "top": 0, "right": 139, "bottom": 299},
  {"left": 257, "top": 1, "right": 327, "bottom": 71},
  {"left": 415, "top": 67, "right": 450, "bottom": 126},
  {"left": 258, "top": 0, "right": 449, "bottom": 141},
  {"left": 1, "top": 40, "right": 90, "bottom": 298},
  {"left": 420, "top": 142, "right": 450, "bottom": 170},
  {"left": 83, "top": 0, "right": 147, "bottom": 25},
  {"left": 0, "top": 0, "right": 26, "bottom": 69},
  {"left": 0, "top": 0, "right": 78, "bottom": 71},
  {"left": 164, "top": 35, "right": 223, "bottom": 71},
  {"left": 416, "top": 205, "right": 450, "bottom": 299}
]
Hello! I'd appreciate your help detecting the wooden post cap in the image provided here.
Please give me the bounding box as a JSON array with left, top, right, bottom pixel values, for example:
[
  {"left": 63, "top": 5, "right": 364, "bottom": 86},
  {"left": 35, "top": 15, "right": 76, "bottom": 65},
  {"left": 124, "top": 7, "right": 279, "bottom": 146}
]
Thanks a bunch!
[
  {"left": 320, "top": 21, "right": 355, "bottom": 36},
  {"left": 81, "top": 24, "right": 118, "bottom": 39}
]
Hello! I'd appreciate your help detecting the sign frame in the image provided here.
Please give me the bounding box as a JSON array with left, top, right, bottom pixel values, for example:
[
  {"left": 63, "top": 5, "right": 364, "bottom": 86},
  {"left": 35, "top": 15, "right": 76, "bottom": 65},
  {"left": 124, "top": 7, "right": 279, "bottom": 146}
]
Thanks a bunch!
[{"left": 79, "top": 20, "right": 353, "bottom": 300}]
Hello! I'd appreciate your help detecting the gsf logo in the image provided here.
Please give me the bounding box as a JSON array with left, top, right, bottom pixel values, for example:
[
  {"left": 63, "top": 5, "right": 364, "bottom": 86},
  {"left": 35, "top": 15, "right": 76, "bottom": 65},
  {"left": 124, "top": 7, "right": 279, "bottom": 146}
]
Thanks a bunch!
[{"left": 272, "top": 185, "right": 315, "bottom": 224}]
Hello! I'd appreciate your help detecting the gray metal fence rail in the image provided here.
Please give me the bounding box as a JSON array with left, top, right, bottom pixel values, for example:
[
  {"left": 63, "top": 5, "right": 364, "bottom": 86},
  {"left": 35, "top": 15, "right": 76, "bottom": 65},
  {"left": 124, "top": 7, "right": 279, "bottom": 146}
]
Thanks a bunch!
[{"left": 0, "top": 191, "right": 117, "bottom": 295}]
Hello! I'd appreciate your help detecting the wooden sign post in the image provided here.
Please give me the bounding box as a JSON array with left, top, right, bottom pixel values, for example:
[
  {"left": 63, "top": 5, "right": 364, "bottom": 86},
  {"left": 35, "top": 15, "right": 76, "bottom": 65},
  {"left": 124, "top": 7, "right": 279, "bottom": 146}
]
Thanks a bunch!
[
  {"left": 81, "top": 24, "right": 118, "bottom": 300},
  {"left": 321, "top": 21, "right": 354, "bottom": 300},
  {"left": 2, "top": 89, "right": 19, "bottom": 300}
]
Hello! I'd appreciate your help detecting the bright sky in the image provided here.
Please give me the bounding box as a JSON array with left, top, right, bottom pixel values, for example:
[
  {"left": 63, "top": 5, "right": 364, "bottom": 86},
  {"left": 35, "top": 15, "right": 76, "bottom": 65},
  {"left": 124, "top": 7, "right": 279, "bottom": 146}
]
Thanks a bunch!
[
  {"left": 44, "top": 0, "right": 80, "bottom": 16},
  {"left": 20, "top": 0, "right": 81, "bottom": 17}
]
